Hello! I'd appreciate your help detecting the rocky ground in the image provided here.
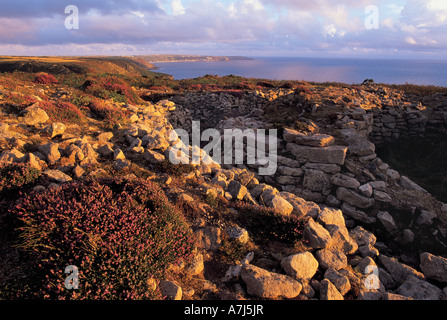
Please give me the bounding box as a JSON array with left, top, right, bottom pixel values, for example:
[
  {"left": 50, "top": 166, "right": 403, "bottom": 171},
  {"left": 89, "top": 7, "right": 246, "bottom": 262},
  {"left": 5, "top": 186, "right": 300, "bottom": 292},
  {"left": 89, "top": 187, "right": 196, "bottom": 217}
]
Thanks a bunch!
[{"left": 1, "top": 68, "right": 447, "bottom": 301}]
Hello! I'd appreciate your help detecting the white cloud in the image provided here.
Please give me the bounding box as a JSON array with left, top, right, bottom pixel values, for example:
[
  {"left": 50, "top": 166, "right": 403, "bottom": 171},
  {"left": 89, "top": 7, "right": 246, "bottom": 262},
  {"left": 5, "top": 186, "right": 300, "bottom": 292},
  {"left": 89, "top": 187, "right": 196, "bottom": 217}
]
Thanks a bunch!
[{"left": 171, "top": 0, "right": 186, "bottom": 16}]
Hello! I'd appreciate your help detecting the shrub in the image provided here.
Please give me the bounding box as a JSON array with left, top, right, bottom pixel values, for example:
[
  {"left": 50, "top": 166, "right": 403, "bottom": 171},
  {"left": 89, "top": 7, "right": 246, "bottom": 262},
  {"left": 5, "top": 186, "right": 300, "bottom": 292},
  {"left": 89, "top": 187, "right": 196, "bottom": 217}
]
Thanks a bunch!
[
  {"left": 87, "top": 99, "right": 128, "bottom": 129},
  {"left": 11, "top": 178, "right": 196, "bottom": 299},
  {"left": 83, "top": 76, "right": 139, "bottom": 104},
  {"left": 233, "top": 202, "right": 305, "bottom": 245},
  {"left": 34, "top": 73, "right": 59, "bottom": 85},
  {"left": 38, "top": 101, "right": 87, "bottom": 123},
  {"left": 156, "top": 159, "right": 196, "bottom": 177},
  {"left": 295, "top": 85, "right": 313, "bottom": 95},
  {"left": 0, "top": 163, "right": 41, "bottom": 195}
]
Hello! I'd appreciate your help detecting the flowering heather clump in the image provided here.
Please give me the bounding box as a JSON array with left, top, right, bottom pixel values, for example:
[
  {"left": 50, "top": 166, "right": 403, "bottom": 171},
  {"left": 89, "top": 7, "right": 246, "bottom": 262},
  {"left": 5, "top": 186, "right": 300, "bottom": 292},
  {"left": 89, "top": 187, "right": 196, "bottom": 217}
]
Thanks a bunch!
[
  {"left": 34, "top": 73, "right": 59, "bottom": 85},
  {"left": 295, "top": 85, "right": 313, "bottom": 95},
  {"left": 83, "top": 76, "right": 139, "bottom": 104},
  {"left": 11, "top": 178, "right": 196, "bottom": 300},
  {"left": 38, "top": 100, "right": 87, "bottom": 123},
  {"left": 233, "top": 202, "right": 305, "bottom": 245},
  {"left": 87, "top": 99, "right": 128, "bottom": 129},
  {"left": 0, "top": 163, "right": 41, "bottom": 195}
]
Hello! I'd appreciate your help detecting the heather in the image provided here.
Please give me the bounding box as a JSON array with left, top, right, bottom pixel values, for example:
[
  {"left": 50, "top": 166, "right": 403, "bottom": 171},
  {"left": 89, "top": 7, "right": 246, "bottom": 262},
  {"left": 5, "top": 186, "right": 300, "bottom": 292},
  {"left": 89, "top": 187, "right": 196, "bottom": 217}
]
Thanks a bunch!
[
  {"left": 10, "top": 178, "right": 196, "bottom": 299},
  {"left": 33, "top": 73, "right": 59, "bottom": 85},
  {"left": 0, "top": 163, "right": 41, "bottom": 195},
  {"left": 36, "top": 100, "right": 87, "bottom": 123}
]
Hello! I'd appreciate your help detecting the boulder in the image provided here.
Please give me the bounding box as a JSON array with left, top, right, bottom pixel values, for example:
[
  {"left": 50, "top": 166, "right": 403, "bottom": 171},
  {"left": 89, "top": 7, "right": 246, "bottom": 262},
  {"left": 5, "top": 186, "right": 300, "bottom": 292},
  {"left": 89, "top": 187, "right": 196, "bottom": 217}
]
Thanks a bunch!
[
  {"left": 44, "top": 122, "right": 66, "bottom": 138},
  {"left": 240, "top": 264, "right": 302, "bottom": 299},
  {"left": 419, "top": 252, "right": 447, "bottom": 283},
  {"left": 320, "top": 279, "right": 344, "bottom": 300},
  {"left": 184, "top": 253, "right": 204, "bottom": 276},
  {"left": 227, "top": 180, "right": 248, "bottom": 200},
  {"left": 324, "top": 268, "right": 351, "bottom": 295},
  {"left": 195, "top": 227, "right": 221, "bottom": 251},
  {"left": 377, "top": 211, "right": 398, "bottom": 234},
  {"left": 395, "top": 276, "right": 443, "bottom": 300},
  {"left": 317, "top": 207, "right": 346, "bottom": 228},
  {"left": 315, "top": 248, "right": 348, "bottom": 271},
  {"left": 303, "top": 218, "right": 332, "bottom": 249},
  {"left": 37, "top": 142, "right": 61, "bottom": 165},
  {"left": 378, "top": 255, "right": 425, "bottom": 285},
  {"left": 226, "top": 226, "right": 249, "bottom": 244},
  {"left": 279, "top": 192, "right": 320, "bottom": 219},
  {"left": 339, "top": 128, "right": 375, "bottom": 156},
  {"left": 65, "top": 144, "right": 85, "bottom": 162},
  {"left": 265, "top": 195, "right": 294, "bottom": 216},
  {"left": 326, "top": 225, "right": 358, "bottom": 255},
  {"left": 280, "top": 252, "right": 319, "bottom": 281},
  {"left": 143, "top": 149, "right": 166, "bottom": 164},
  {"left": 359, "top": 183, "right": 373, "bottom": 197},
  {"left": 21, "top": 105, "right": 49, "bottom": 126}
]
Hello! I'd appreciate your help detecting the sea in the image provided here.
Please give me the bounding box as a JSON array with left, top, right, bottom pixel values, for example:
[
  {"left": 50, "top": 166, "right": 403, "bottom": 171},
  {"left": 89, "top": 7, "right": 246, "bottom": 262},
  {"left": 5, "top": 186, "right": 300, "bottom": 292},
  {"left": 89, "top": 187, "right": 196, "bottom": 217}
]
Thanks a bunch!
[{"left": 153, "top": 57, "right": 447, "bottom": 87}]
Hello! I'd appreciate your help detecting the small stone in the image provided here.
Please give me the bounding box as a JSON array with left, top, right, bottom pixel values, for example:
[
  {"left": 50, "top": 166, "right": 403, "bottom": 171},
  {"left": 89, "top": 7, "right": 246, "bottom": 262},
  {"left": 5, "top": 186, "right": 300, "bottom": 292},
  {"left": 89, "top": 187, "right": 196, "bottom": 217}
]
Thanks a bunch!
[
  {"left": 43, "top": 169, "right": 72, "bottom": 183},
  {"left": 160, "top": 280, "right": 182, "bottom": 300},
  {"left": 227, "top": 180, "right": 248, "bottom": 200},
  {"left": 359, "top": 183, "right": 373, "bottom": 197},
  {"left": 227, "top": 226, "right": 249, "bottom": 244}
]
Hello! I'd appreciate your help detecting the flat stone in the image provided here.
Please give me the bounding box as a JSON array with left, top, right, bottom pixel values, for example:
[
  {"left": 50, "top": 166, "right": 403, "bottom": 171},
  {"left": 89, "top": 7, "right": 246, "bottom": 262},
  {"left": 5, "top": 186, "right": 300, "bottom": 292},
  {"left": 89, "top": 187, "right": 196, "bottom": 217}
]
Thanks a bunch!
[
  {"left": 395, "top": 276, "right": 443, "bottom": 300},
  {"left": 283, "top": 128, "right": 335, "bottom": 147},
  {"left": 337, "top": 187, "right": 375, "bottom": 209},
  {"left": 43, "top": 169, "right": 72, "bottom": 183},
  {"left": 286, "top": 143, "right": 347, "bottom": 165},
  {"left": 331, "top": 173, "right": 361, "bottom": 189}
]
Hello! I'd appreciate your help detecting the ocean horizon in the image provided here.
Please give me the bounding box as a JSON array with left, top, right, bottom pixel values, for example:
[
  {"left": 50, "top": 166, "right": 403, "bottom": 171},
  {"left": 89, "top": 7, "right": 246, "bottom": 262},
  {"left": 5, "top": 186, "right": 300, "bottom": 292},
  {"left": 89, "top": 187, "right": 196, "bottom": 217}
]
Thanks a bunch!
[{"left": 153, "top": 56, "right": 447, "bottom": 87}]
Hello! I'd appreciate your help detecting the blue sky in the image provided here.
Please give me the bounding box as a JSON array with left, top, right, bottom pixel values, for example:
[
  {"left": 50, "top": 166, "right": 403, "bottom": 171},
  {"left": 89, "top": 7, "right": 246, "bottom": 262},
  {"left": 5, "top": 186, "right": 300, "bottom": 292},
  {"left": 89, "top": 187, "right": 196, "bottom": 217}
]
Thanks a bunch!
[{"left": 0, "top": 0, "right": 446, "bottom": 59}]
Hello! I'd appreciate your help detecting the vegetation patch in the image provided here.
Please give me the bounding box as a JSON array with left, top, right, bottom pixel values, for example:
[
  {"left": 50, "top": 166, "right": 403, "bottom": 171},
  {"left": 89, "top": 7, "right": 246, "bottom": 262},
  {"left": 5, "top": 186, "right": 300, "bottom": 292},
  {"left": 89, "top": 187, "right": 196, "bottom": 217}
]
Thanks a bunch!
[{"left": 9, "top": 178, "right": 196, "bottom": 299}]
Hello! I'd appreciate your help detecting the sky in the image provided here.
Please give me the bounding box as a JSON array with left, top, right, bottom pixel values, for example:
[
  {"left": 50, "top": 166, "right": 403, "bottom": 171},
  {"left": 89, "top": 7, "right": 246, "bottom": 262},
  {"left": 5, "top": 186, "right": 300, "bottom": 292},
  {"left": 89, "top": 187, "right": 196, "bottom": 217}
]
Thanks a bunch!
[{"left": 0, "top": 0, "right": 446, "bottom": 59}]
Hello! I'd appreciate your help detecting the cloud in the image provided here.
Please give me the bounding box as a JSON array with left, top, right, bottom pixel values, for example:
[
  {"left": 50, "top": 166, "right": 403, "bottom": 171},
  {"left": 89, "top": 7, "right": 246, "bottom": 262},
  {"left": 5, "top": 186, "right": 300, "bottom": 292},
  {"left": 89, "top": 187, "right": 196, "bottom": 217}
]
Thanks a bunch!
[
  {"left": 0, "top": 0, "right": 446, "bottom": 58},
  {"left": 171, "top": 0, "right": 186, "bottom": 16}
]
